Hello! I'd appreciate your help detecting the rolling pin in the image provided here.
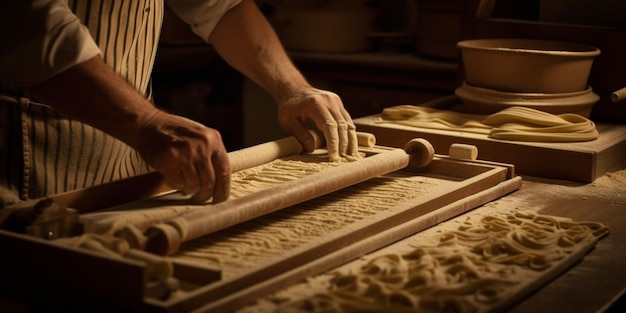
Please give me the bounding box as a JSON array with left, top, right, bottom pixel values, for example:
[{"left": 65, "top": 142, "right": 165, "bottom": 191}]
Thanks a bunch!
[
  {"left": 51, "top": 131, "right": 375, "bottom": 213},
  {"left": 114, "top": 131, "right": 376, "bottom": 247},
  {"left": 143, "top": 138, "right": 434, "bottom": 256},
  {"left": 229, "top": 131, "right": 376, "bottom": 173}
]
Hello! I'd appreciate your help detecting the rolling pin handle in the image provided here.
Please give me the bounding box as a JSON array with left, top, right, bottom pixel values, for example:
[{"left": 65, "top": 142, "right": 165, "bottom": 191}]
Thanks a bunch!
[
  {"left": 611, "top": 86, "right": 626, "bottom": 102},
  {"left": 145, "top": 224, "right": 181, "bottom": 256},
  {"left": 357, "top": 132, "right": 376, "bottom": 147},
  {"left": 403, "top": 138, "right": 435, "bottom": 168},
  {"left": 115, "top": 225, "right": 148, "bottom": 250}
]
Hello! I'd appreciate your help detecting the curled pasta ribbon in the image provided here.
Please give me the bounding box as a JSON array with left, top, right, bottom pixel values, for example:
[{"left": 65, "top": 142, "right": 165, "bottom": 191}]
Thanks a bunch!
[
  {"left": 273, "top": 212, "right": 608, "bottom": 313},
  {"left": 375, "top": 105, "right": 598, "bottom": 142}
]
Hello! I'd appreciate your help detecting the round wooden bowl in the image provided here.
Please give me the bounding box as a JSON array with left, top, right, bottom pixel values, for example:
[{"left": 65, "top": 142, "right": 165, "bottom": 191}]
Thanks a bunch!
[{"left": 457, "top": 38, "right": 600, "bottom": 94}]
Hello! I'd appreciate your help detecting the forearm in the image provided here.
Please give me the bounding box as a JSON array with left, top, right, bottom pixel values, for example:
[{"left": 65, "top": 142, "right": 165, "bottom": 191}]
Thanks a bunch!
[
  {"left": 207, "top": 0, "right": 359, "bottom": 159},
  {"left": 27, "top": 55, "right": 160, "bottom": 149},
  {"left": 208, "top": 0, "right": 308, "bottom": 103}
]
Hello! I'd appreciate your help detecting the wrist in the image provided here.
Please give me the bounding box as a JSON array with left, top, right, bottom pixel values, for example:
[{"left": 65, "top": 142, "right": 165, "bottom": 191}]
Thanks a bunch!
[{"left": 270, "top": 76, "right": 312, "bottom": 106}]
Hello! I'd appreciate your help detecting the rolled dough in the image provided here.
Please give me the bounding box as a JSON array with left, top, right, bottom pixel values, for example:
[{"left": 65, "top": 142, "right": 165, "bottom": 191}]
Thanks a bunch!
[{"left": 375, "top": 106, "right": 599, "bottom": 142}]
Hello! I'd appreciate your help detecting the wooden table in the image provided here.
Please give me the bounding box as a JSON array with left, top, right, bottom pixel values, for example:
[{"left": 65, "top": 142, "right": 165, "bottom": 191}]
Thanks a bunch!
[
  {"left": 485, "top": 172, "right": 626, "bottom": 313},
  {"left": 1, "top": 172, "right": 624, "bottom": 313},
  {"left": 233, "top": 169, "right": 625, "bottom": 313}
]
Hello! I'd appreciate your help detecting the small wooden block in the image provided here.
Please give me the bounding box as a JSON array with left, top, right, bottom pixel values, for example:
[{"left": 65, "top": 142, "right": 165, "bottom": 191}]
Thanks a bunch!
[
  {"left": 357, "top": 132, "right": 376, "bottom": 147},
  {"left": 449, "top": 143, "right": 478, "bottom": 161}
]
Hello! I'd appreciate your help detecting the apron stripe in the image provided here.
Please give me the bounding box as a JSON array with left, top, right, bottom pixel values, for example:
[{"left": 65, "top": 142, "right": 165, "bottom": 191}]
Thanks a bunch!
[{"left": 1, "top": 0, "right": 162, "bottom": 202}]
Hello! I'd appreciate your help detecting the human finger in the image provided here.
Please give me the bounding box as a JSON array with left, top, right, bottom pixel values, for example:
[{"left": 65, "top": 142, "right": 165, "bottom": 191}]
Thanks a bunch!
[
  {"left": 318, "top": 94, "right": 342, "bottom": 161},
  {"left": 279, "top": 113, "right": 318, "bottom": 153},
  {"left": 190, "top": 160, "right": 215, "bottom": 203},
  {"left": 317, "top": 117, "right": 340, "bottom": 162},
  {"left": 155, "top": 156, "right": 186, "bottom": 192},
  {"left": 210, "top": 148, "right": 231, "bottom": 203},
  {"left": 179, "top": 162, "right": 202, "bottom": 196},
  {"left": 341, "top": 109, "right": 360, "bottom": 158}
]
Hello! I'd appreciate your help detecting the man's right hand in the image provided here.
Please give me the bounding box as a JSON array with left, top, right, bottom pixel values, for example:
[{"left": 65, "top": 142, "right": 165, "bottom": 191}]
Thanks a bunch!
[
  {"left": 135, "top": 110, "right": 231, "bottom": 203},
  {"left": 29, "top": 56, "right": 231, "bottom": 203}
]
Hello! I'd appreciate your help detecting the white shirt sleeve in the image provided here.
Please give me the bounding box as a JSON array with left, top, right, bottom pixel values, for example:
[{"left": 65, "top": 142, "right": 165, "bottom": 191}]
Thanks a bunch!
[
  {"left": 0, "top": 0, "right": 101, "bottom": 86},
  {"left": 165, "top": 0, "right": 243, "bottom": 43}
]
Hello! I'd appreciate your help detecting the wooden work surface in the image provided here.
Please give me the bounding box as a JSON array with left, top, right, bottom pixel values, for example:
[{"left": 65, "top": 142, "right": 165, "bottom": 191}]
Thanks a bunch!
[
  {"left": 1, "top": 172, "right": 623, "bottom": 312},
  {"left": 238, "top": 169, "right": 626, "bottom": 313},
  {"left": 1, "top": 150, "right": 623, "bottom": 313},
  {"left": 500, "top": 173, "right": 626, "bottom": 313},
  {"left": 354, "top": 113, "right": 626, "bottom": 183}
]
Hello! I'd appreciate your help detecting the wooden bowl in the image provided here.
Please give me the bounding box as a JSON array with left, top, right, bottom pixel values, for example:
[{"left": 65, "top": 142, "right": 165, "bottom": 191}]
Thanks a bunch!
[
  {"left": 457, "top": 39, "right": 600, "bottom": 93},
  {"left": 455, "top": 81, "right": 599, "bottom": 117}
]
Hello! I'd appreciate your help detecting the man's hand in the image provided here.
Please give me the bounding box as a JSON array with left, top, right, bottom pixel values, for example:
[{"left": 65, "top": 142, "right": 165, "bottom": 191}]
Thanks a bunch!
[
  {"left": 276, "top": 87, "right": 359, "bottom": 161},
  {"left": 208, "top": 0, "right": 360, "bottom": 161},
  {"left": 29, "top": 55, "right": 231, "bottom": 203},
  {"left": 135, "top": 111, "right": 231, "bottom": 203}
]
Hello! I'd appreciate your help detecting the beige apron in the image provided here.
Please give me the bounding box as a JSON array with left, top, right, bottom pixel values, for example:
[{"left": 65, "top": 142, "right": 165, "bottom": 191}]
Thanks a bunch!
[{"left": 0, "top": 0, "right": 163, "bottom": 206}]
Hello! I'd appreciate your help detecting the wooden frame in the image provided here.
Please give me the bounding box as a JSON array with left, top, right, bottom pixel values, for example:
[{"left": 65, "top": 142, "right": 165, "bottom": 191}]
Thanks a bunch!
[{"left": 0, "top": 143, "right": 520, "bottom": 312}]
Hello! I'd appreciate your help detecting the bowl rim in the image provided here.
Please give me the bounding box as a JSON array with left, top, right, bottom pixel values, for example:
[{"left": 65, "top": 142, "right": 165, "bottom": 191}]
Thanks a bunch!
[{"left": 457, "top": 38, "right": 601, "bottom": 57}]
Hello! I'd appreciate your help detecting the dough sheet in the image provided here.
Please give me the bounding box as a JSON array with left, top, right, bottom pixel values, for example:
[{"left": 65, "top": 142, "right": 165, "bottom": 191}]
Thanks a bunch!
[{"left": 173, "top": 172, "right": 435, "bottom": 277}]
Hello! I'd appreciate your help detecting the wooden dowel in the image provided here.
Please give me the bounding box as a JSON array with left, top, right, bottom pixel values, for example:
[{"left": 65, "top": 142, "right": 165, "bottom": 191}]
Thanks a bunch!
[
  {"left": 357, "top": 132, "right": 376, "bottom": 147},
  {"left": 230, "top": 131, "right": 374, "bottom": 172},
  {"left": 53, "top": 131, "right": 374, "bottom": 213},
  {"left": 144, "top": 141, "right": 432, "bottom": 256},
  {"left": 611, "top": 86, "right": 626, "bottom": 102},
  {"left": 228, "top": 135, "right": 312, "bottom": 173}
]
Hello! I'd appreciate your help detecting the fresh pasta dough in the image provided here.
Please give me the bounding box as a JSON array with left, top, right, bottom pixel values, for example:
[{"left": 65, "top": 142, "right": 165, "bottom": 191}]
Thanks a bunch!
[
  {"left": 246, "top": 212, "right": 608, "bottom": 313},
  {"left": 375, "top": 106, "right": 599, "bottom": 142},
  {"left": 173, "top": 171, "right": 435, "bottom": 276}
]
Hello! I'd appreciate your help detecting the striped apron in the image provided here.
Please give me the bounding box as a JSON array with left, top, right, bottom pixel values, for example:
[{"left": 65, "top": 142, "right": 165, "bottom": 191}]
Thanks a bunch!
[{"left": 0, "top": 0, "right": 163, "bottom": 206}]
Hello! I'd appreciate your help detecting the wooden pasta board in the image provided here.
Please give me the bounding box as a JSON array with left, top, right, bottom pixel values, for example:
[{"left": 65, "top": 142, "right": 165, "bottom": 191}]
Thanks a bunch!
[
  {"left": 242, "top": 202, "right": 608, "bottom": 313},
  {"left": 355, "top": 113, "right": 626, "bottom": 183},
  {"left": 0, "top": 148, "right": 520, "bottom": 313}
]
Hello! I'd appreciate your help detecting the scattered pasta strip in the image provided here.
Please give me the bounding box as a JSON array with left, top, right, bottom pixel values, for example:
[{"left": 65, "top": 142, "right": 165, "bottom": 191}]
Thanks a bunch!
[{"left": 261, "top": 212, "right": 608, "bottom": 313}]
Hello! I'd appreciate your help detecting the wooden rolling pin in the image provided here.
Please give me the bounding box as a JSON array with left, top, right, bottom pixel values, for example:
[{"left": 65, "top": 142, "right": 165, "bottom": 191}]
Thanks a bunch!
[
  {"left": 113, "top": 132, "right": 376, "bottom": 246},
  {"left": 46, "top": 131, "right": 375, "bottom": 214},
  {"left": 143, "top": 138, "right": 434, "bottom": 256},
  {"left": 229, "top": 131, "right": 376, "bottom": 173}
]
